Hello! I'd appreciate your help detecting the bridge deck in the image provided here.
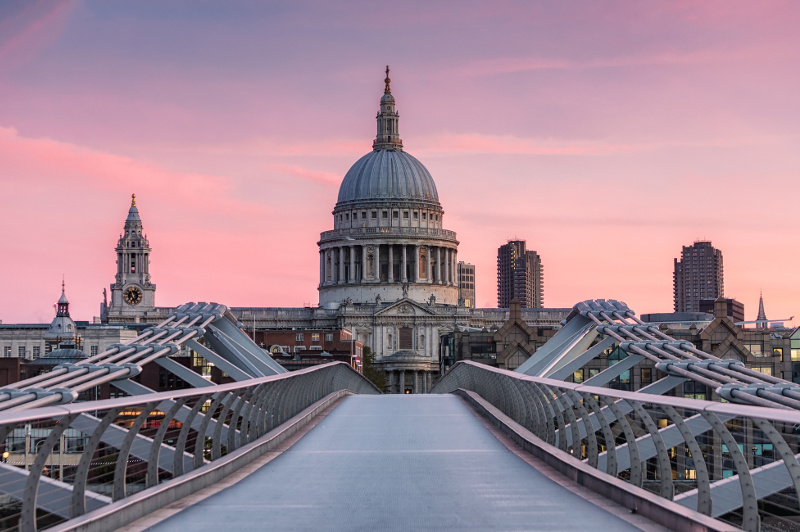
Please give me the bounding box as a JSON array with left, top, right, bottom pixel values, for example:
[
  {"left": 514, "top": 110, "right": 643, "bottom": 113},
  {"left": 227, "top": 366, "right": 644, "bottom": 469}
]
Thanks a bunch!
[{"left": 145, "top": 395, "right": 643, "bottom": 531}]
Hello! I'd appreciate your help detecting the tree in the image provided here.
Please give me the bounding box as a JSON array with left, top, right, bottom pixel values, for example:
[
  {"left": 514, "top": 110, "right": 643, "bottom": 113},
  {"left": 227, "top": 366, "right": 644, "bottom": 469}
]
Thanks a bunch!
[{"left": 361, "top": 346, "right": 386, "bottom": 392}]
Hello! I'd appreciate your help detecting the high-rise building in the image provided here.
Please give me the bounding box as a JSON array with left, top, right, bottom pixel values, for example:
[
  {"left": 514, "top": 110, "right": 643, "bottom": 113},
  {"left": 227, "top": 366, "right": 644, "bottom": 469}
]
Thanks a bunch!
[
  {"left": 457, "top": 262, "right": 475, "bottom": 308},
  {"left": 497, "top": 240, "right": 543, "bottom": 308},
  {"left": 673, "top": 241, "right": 724, "bottom": 313}
]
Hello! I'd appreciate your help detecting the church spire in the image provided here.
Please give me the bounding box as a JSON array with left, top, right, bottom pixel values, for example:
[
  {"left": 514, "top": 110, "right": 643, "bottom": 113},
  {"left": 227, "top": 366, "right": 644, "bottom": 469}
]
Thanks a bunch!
[
  {"left": 373, "top": 65, "right": 403, "bottom": 151},
  {"left": 757, "top": 290, "right": 767, "bottom": 329}
]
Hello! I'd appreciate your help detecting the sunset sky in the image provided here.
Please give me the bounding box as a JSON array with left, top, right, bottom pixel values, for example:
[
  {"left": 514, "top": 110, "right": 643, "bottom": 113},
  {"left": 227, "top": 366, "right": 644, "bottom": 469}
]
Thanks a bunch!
[{"left": 2, "top": 1, "right": 799, "bottom": 325}]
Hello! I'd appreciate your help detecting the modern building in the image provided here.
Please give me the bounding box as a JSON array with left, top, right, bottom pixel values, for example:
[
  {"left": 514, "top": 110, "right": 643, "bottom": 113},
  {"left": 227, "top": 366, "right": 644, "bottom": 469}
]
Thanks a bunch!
[
  {"left": 497, "top": 240, "right": 543, "bottom": 308},
  {"left": 673, "top": 240, "right": 724, "bottom": 313},
  {"left": 699, "top": 297, "right": 744, "bottom": 323},
  {"left": 255, "top": 328, "right": 363, "bottom": 373},
  {"left": 457, "top": 262, "right": 476, "bottom": 308}
]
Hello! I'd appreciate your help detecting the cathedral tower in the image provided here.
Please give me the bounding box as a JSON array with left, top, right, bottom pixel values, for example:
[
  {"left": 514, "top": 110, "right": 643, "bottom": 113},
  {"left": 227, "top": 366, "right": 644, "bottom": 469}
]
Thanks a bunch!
[
  {"left": 106, "top": 194, "right": 156, "bottom": 321},
  {"left": 318, "top": 67, "right": 460, "bottom": 306}
]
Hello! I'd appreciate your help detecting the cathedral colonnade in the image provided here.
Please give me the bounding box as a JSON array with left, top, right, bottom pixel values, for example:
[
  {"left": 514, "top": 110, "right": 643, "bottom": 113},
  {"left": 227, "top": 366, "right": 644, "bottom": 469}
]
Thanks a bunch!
[
  {"left": 319, "top": 243, "right": 457, "bottom": 287},
  {"left": 385, "top": 369, "right": 433, "bottom": 394}
]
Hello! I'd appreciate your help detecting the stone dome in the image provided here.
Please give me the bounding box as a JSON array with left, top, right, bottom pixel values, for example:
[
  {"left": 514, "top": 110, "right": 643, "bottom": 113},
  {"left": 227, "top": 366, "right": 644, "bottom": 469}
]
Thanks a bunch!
[{"left": 336, "top": 149, "right": 439, "bottom": 207}]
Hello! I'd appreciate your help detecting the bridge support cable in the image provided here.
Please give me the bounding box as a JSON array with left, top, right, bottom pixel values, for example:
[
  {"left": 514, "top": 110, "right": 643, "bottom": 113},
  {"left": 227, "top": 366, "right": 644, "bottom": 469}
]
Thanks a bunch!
[
  {"left": 0, "top": 362, "right": 379, "bottom": 532},
  {"left": 523, "top": 299, "right": 800, "bottom": 412},
  {"left": 433, "top": 361, "right": 800, "bottom": 530},
  {"left": 0, "top": 302, "right": 287, "bottom": 412}
]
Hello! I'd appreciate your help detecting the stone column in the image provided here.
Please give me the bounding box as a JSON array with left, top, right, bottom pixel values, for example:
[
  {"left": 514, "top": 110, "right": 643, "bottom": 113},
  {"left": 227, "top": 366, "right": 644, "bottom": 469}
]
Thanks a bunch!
[
  {"left": 401, "top": 245, "right": 408, "bottom": 283},
  {"left": 427, "top": 246, "right": 433, "bottom": 283},
  {"left": 388, "top": 245, "right": 394, "bottom": 283},
  {"left": 447, "top": 249, "right": 452, "bottom": 286},
  {"left": 361, "top": 246, "right": 367, "bottom": 281},
  {"left": 349, "top": 245, "right": 355, "bottom": 283},
  {"left": 445, "top": 248, "right": 450, "bottom": 286},
  {"left": 413, "top": 371, "right": 418, "bottom": 394},
  {"left": 399, "top": 370, "right": 405, "bottom": 393},
  {"left": 415, "top": 245, "right": 421, "bottom": 282},
  {"left": 319, "top": 250, "right": 324, "bottom": 287},
  {"left": 375, "top": 244, "right": 380, "bottom": 280},
  {"left": 388, "top": 371, "right": 395, "bottom": 394},
  {"left": 452, "top": 249, "right": 458, "bottom": 286},
  {"left": 436, "top": 247, "right": 442, "bottom": 284},
  {"left": 338, "top": 247, "right": 345, "bottom": 284}
]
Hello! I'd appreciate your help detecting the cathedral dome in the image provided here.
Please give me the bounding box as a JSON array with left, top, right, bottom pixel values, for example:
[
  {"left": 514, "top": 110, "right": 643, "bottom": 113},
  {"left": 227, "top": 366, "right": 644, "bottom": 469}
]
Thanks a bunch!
[{"left": 336, "top": 149, "right": 439, "bottom": 207}]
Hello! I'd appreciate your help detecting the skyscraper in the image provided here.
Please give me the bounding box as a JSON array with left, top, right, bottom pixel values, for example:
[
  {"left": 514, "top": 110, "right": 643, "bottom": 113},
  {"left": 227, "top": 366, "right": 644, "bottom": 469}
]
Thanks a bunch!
[
  {"left": 673, "top": 240, "right": 724, "bottom": 313},
  {"left": 457, "top": 262, "right": 476, "bottom": 308},
  {"left": 497, "top": 240, "right": 543, "bottom": 308}
]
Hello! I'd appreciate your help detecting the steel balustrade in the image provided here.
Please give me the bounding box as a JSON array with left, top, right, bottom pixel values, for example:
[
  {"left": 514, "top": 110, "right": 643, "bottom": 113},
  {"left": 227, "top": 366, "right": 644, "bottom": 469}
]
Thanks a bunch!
[
  {"left": 433, "top": 361, "right": 800, "bottom": 532},
  {"left": 0, "top": 362, "right": 379, "bottom": 532}
]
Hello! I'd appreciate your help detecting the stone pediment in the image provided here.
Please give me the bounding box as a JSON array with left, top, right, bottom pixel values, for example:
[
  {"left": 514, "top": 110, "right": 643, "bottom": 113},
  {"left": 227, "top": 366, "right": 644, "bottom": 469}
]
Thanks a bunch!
[{"left": 374, "top": 299, "right": 436, "bottom": 317}]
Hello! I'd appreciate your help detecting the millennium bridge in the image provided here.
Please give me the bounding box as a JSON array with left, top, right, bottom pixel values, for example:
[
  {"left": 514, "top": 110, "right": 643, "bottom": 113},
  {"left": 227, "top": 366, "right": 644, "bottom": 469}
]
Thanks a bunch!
[{"left": 1, "top": 300, "right": 799, "bottom": 531}]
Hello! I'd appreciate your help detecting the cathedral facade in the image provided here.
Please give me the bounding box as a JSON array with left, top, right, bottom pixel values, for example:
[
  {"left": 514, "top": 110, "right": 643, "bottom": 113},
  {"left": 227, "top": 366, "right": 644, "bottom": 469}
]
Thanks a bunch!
[{"left": 96, "top": 70, "right": 570, "bottom": 392}]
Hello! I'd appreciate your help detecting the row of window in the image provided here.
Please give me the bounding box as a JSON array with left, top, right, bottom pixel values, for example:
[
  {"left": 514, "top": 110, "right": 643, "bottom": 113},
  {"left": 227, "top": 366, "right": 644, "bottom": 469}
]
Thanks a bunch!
[
  {"left": 2, "top": 345, "right": 101, "bottom": 358},
  {"left": 295, "top": 333, "right": 335, "bottom": 342},
  {"left": 339, "top": 211, "right": 440, "bottom": 222}
]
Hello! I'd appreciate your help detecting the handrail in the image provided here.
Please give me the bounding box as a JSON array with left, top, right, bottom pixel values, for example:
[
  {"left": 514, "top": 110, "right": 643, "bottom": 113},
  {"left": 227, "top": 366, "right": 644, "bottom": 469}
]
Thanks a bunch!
[
  {"left": 433, "top": 361, "right": 800, "bottom": 532},
  {"left": 0, "top": 362, "right": 380, "bottom": 531}
]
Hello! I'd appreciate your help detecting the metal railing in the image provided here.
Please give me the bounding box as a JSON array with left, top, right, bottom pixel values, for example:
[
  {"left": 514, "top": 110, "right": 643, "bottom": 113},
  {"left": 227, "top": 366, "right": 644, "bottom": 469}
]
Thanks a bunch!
[
  {"left": 319, "top": 226, "right": 457, "bottom": 242},
  {"left": 0, "top": 362, "right": 379, "bottom": 532},
  {"left": 433, "top": 361, "right": 800, "bottom": 532}
]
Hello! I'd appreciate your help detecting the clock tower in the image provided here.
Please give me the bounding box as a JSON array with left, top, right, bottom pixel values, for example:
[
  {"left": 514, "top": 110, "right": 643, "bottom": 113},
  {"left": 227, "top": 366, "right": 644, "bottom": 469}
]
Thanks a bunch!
[{"left": 105, "top": 194, "right": 156, "bottom": 322}]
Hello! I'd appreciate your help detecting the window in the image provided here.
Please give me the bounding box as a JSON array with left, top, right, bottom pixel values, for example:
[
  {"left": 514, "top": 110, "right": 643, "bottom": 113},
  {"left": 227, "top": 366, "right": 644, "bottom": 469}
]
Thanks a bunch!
[
  {"left": 346, "top": 213, "right": 349, "bottom": 220},
  {"left": 393, "top": 211, "right": 398, "bottom": 218},
  {"left": 422, "top": 213, "right": 427, "bottom": 220},
  {"left": 295, "top": 333, "right": 304, "bottom": 342},
  {"left": 91, "top": 346, "right": 98, "bottom": 356},
  {"left": 371, "top": 211, "right": 377, "bottom": 219},
  {"left": 774, "top": 347, "right": 784, "bottom": 359},
  {"left": 753, "top": 366, "right": 773, "bottom": 376},
  {"left": 3, "top": 346, "right": 10, "bottom": 357},
  {"left": 310, "top": 345, "right": 323, "bottom": 351},
  {"left": 747, "top": 343, "right": 763, "bottom": 356},
  {"left": 326, "top": 333, "right": 333, "bottom": 341},
  {"left": 311, "top": 333, "right": 320, "bottom": 343},
  {"left": 413, "top": 212, "right": 418, "bottom": 219},
  {"left": 32, "top": 346, "right": 40, "bottom": 358},
  {"left": 573, "top": 369, "right": 584, "bottom": 383},
  {"left": 399, "top": 327, "right": 413, "bottom": 349},
  {"left": 18, "top": 346, "right": 25, "bottom": 358},
  {"left": 641, "top": 368, "right": 652, "bottom": 384},
  {"left": 403, "top": 211, "right": 409, "bottom": 218},
  {"left": 382, "top": 211, "right": 388, "bottom": 219},
  {"left": 361, "top": 211, "right": 366, "bottom": 219},
  {"left": 293, "top": 345, "right": 304, "bottom": 353}
]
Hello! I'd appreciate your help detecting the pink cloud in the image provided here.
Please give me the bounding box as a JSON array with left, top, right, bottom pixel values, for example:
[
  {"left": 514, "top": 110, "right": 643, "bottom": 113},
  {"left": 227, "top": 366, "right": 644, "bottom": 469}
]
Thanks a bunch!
[
  {"left": 415, "top": 133, "right": 645, "bottom": 156},
  {"left": 0, "top": 1, "right": 73, "bottom": 69},
  {"left": 269, "top": 164, "right": 340, "bottom": 186}
]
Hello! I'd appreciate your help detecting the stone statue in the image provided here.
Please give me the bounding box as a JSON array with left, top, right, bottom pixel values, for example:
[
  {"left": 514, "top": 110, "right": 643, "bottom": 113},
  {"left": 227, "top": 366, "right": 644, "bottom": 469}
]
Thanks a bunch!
[{"left": 402, "top": 281, "right": 409, "bottom": 298}]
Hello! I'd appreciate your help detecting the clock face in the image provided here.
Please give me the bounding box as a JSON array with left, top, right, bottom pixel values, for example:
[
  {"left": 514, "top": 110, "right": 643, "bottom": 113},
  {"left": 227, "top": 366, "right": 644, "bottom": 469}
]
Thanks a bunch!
[{"left": 123, "top": 286, "right": 143, "bottom": 306}]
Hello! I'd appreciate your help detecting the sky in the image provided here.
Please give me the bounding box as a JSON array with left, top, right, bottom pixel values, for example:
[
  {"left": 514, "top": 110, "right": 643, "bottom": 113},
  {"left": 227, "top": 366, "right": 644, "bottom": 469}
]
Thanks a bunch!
[{"left": 1, "top": 1, "right": 799, "bottom": 325}]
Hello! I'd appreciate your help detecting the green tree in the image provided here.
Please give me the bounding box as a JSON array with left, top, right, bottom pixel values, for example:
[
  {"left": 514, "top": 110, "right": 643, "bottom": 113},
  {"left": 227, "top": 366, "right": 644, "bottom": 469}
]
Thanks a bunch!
[{"left": 361, "top": 346, "right": 386, "bottom": 392}]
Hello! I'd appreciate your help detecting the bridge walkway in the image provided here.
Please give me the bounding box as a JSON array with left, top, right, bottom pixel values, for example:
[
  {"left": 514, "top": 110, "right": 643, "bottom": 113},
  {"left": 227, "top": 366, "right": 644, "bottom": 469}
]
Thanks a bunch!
[{"left": 137, "top": 395, "right": 656, "bottom": 531}]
